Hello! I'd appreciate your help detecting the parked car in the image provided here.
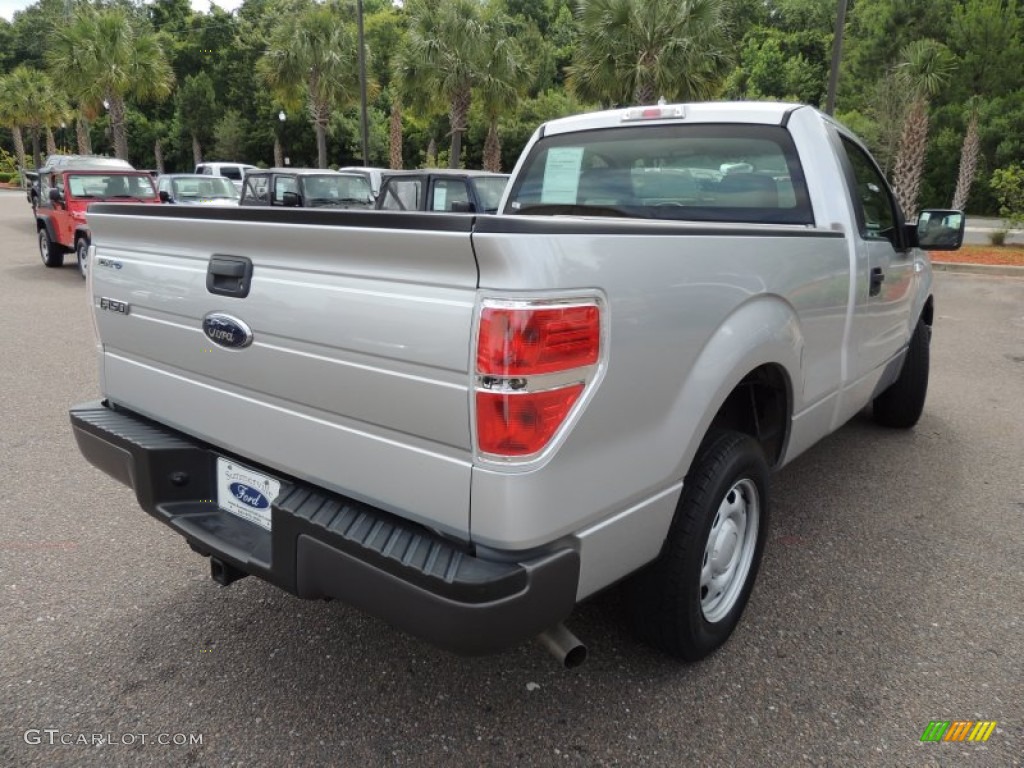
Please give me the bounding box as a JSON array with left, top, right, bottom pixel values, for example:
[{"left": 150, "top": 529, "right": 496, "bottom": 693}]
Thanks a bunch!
[
  {"left": 375, "top": 170, "right": 509, "bottom": 213},
  {"left": 24, "top": 154, "right": 133, "bottom": 212},
  {"left": 72, "top": 101, "right": 964, "bottom": 665},
  {"left": 158, "top": 174, "right": 240, "bottom": 206},
  {"left": 239, "top": 168, "right": 375, "bottom": 209},
  {"left": 194, "top": 162, "right": 258, "bottom": 191},
  {"left": 36, "top": 166, "right": 160, "bottom": 278}
]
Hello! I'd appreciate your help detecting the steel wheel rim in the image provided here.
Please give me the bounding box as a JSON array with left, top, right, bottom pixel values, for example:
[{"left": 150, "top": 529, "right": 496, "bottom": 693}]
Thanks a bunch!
[
  {"left": 78, "top": 243, "right": 87, "bottom": 278},
  {"left": 700, "top": 477, "right": 759, "bottom": 623},
  {"left": 39, "top": 231, "right": 48, "bottom": 264}
]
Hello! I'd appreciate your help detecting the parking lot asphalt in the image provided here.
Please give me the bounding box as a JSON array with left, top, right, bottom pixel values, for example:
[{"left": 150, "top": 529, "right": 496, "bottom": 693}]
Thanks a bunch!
[{"left": 0, "top": 189, "right": 1021, "bottom": 767}]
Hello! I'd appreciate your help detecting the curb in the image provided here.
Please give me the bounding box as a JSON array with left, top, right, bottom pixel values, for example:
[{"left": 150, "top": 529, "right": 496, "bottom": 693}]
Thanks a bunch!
[{"left": 932, "top": 261, "right": 1024, "bottom": 278}]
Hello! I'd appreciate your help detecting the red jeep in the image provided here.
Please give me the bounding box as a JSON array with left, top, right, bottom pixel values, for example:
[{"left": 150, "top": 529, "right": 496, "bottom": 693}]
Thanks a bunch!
[{"left": 36, "top": 168, "right": 162, "bottom": 278}]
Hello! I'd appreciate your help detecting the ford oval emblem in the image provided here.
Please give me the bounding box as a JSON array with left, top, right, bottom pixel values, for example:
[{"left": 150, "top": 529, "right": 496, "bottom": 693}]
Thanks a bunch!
[
  {"left": 203, "top": 313, "right": 253, "bottom": 349},
  {"left": 229, "top": 482, "right": 270, "bottom": 509}
]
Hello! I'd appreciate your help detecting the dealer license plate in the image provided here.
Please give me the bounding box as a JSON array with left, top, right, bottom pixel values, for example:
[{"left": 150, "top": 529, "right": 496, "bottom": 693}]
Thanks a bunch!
[{"left": 216, "top": 457, "right": 281, "bottom": 532}]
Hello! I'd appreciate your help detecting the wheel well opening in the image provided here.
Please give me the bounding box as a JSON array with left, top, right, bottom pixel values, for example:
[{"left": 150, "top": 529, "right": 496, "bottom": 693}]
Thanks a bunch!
[
  {"left": 708, "top": 365, "right": 790, "bottom": 467},
  {"left": 922, "top": 296, "right": 934, "bottom": 327}
]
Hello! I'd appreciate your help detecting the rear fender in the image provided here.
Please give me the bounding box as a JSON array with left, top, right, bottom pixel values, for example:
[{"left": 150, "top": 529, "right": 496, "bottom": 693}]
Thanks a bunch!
[{"left": 668, "top": 296, "right": 801, "bottom": 481}]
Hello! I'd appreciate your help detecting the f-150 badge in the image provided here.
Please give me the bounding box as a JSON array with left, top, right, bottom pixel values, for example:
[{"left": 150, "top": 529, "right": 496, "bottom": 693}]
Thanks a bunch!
[{"left": 202, "top": 313, "right": 253, "bottom": 349}]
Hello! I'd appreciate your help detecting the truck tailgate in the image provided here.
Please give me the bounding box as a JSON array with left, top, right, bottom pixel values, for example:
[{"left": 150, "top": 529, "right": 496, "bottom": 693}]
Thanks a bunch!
[{"left": 86, "top": 207, "right": 476, "bottom": 538}]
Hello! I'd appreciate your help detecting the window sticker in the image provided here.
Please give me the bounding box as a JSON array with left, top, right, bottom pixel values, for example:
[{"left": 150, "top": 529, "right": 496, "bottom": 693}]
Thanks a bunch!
[
  {"left": 541, "top": 147, "right": 584, "bottom": 204},
  {"left": 434, "top": 183, "right": 447, "bottom": 211}
]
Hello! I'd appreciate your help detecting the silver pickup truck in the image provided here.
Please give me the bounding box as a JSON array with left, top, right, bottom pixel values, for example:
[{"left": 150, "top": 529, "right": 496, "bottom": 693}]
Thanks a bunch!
[{"left": 71, "top": 102, "right": 963, "bottom": 666}]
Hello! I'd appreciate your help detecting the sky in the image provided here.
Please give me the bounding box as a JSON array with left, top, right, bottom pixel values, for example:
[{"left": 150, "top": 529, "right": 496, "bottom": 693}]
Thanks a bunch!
[{"left": 1, "top": 0, "right": 244, "bottom": 22}]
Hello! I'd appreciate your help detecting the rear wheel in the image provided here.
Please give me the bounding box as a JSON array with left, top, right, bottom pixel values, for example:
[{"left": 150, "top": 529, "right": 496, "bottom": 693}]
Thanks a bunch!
[
  {"left": 873, "top": 317, "right": 930, "bottom": 428},
  {"left": 627, "top": 430, "right": 769, "bottom": 661},
  {"left": 39, "top": 227, "right": 63, "bottom": 268},
  {"left": 76, "top": 237, "right": 90, "bottom": 280}
]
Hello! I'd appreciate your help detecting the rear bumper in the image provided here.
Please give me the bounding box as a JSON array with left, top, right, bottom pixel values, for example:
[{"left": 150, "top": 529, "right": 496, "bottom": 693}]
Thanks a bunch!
[{"left": 70, "top": 401, "right": 579, "bottom": 655}]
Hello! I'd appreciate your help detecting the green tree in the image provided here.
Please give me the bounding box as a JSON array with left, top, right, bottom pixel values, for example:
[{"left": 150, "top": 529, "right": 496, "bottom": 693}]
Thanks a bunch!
[
  {"left": 403, "top": 0, "right": 493, "bottom": 168},
  {"left": 569, "top": 0, "right": 732, "bottom": 106},
  {"left": 258, "top": 0, "right": 359, "bottom": 168},
  {"left": 49, "top": 6, "right": 174, "bottom": 161},
  {"left": 177, "top": 72, "right": 217, "bottom": 166},
  {"left": 212, "top": 108, "right": 247, "bottom": 161},
  {"left": 990, "top": 164, "right": 1024, "bottom": 230}
]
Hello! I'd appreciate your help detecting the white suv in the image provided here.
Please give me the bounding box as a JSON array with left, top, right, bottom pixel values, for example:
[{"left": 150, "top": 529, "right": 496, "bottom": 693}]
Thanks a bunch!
[{"left": 194, "top": 162, "right": 258, "bottom": 191}]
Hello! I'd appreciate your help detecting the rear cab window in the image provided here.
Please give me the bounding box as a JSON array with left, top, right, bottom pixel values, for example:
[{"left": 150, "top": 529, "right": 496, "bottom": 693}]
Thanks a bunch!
[{"left": 505, "top": 124, "right": 813, "bottom": 225}]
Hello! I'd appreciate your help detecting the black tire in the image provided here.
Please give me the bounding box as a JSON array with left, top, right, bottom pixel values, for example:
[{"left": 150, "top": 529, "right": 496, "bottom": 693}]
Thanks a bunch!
[
  {"left": 872, "top": 317, "right": 930, "bottom": 428},
  {"left": 626, "top": 430, "right": 770, "bottom": 661},
  {"left": 39, "top": 227, "right": 64, "bottom": 268},
  {"left": 76, "top": 236, "right": 90, "bottom": 280}
]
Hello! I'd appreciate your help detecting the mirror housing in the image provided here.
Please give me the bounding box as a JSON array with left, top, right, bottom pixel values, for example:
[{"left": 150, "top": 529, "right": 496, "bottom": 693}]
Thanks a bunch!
[
  {"left": 159, "top": 190, "right": 171, "bottom": 203},
  {"left": 281, "top": 191, "right": 302, "bottom": 207},
  {"left": 450, "top": 200, "right": 476, "bottom": 213},
  {"left": 48, "top": 188, "right": 63, "bottom": 203},
  {"left": 910, "top": 209, "right": 965, "bottom": 251}
]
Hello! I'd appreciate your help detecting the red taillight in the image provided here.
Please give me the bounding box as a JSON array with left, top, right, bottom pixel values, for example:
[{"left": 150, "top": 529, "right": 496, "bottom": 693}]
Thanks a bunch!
[
  {"left": 474, "top": 300, "right": 601, "bottom": 458},
  {"left": 476, "top": 385, "right": 584, "bottom": 456},
  {"left": 477, "top": 305, "right": 600, "bottom": 376}
]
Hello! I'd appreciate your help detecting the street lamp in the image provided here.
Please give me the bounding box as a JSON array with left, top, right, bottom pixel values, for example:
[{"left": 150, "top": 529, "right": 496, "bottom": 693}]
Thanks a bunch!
[{"left": 278, "top": 110, "right": 289, "bottom": 166}]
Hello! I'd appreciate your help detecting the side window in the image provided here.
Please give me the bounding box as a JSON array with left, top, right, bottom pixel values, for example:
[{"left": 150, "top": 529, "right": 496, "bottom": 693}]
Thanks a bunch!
[
  {"left": 380, "top": 179, "right": 422, "bottom": 211},
  {"left": 221, "top": 166, "right": 242, "bottom": 181},
  {"left": 431, "top": 179, "right": 469, "bottom": 211},
  {"left": 272, "top": 176, "right": 297, "bottom": 204},
  {"left": 840, "top": 137, "right": 898, "bottom": 245},
  {"left": 244, "top": 176, "right": 269, "bottom": 202}
]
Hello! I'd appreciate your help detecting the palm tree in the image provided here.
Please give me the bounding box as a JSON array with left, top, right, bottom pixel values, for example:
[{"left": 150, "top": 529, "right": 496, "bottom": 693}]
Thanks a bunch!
[
  {"left": 890, "top": 40, "right": 955, "bottom": 219},
  {"left": 403, "top": 0, "right": 492, "bottom": 168},
  {"left": 259, "top": 0, "right": 359, "bottom": 169},
  {"left": 952, "top": 100, "right": 981, "bottom": 211},
  {"left": 477, "top": 15, "right": 532, "bottom": 172},
  {"left": 49, "top": 6, "right": 174, "bottom": 161},
  {"left": 569, "top": 0, "right": 732, "bottom": 106},
  {"left": 0, "top": 68, "right": 38, "bottom": 174}
]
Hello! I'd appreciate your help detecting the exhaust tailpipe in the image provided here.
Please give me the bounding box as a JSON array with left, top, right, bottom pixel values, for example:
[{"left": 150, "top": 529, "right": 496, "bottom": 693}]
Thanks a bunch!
[{"left": 537, "top": 623, "right": 587, "bottom": 669}]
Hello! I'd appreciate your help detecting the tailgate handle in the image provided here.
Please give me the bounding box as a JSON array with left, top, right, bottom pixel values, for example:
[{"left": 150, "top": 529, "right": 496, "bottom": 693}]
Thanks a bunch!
[{"left": 207, "top": 255, "right": 253, "bottom": 298}]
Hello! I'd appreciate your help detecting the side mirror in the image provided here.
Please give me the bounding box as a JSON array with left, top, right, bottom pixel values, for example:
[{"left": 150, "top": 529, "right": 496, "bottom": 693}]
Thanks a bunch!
[
  {"left": 450, "top": 201, "right": 476, "bottom": 213},
  {"left": 159, "top": 190, "right": 171, "bottom": 203},
  {"left": 48, "top": 188, "right": 63, "bottom": 203},
  {"left": 912, "top": 209, "right": 965, "bottom": 251},
  {"left": 282, "top": 191, "right": 302, "bottom": 207}
]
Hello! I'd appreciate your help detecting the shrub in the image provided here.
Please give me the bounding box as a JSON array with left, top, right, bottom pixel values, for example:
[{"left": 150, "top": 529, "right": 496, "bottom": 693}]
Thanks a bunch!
[
  {"left": 0, "top": 172, "right": 10, "bottom": 183},
  {"left": 989, "top": 230, "right": 1008, "bottom": 246},
  {"left": 990, "top": 164, "right": 1024, "bottom": 231}
]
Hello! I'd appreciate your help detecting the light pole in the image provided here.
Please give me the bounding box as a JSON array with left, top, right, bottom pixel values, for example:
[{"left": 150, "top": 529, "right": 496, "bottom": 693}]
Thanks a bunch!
[
  {"left": 278, "top": 110, "right": 288, "bottom": 167},
  {"left": 357, "top": 0, "right": 369, "bottom": 166}
]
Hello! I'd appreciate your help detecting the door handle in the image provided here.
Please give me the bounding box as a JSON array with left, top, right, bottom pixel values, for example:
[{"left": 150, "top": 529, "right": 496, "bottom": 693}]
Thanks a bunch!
[
  {"left": 869, "top": 267, "right": 885, "bottom": 297},
  {"left": 207, "top": 255, "right": 253, "bottom": 298}
]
